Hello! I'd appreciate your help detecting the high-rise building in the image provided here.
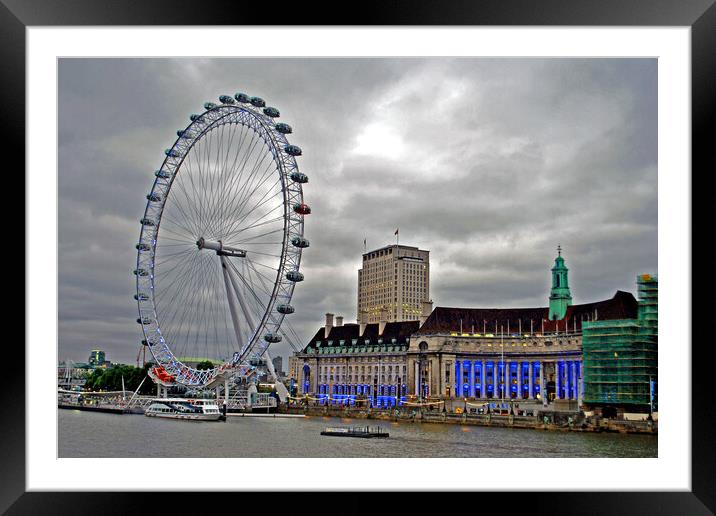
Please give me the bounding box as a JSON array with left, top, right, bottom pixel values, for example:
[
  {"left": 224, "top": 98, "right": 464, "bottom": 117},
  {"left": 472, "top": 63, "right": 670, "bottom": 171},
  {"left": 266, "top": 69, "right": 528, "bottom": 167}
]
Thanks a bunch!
[
  {"left": 272, "top": 356, "right": 284, "bottom": 377},
  {"left": 88, "top": 349, "right": 107, "bottom": 367},
  {"left": 357, "top": 244, "right": 430, "bottom": 324}
]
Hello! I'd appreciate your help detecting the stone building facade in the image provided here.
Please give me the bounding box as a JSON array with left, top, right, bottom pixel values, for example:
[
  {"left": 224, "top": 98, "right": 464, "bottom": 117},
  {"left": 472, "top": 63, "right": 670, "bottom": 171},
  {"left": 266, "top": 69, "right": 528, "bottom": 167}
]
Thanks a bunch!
[
  {"left": 292, "top": 313, "right": 418, "bottom": 407},
  {"left": 292, "top": 251, "right": 639, "bottom": 411},
  {"left": 409, "top": 290, "right": 637, "bottom": 408}
]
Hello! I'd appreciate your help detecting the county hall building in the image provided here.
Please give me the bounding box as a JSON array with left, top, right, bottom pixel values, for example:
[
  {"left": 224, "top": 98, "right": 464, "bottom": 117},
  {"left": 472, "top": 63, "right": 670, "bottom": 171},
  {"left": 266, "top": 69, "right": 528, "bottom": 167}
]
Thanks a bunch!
[{"left": 290, "top": 248, "right": 639, "bottom": 410}]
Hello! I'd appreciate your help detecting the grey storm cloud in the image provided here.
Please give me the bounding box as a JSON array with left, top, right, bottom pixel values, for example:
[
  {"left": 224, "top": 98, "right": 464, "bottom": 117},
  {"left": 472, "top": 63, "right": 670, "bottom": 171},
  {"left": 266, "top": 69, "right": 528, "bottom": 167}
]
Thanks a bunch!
[{"left": 58, "top": 57, "right": 657, "bottom": 366}]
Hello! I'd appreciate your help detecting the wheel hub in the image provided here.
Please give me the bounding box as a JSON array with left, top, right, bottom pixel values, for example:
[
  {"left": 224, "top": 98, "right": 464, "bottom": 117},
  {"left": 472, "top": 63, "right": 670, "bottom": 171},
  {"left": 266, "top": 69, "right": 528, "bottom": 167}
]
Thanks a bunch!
[{"left": 196, "top": 237, "right": 246, "bottom": 257}]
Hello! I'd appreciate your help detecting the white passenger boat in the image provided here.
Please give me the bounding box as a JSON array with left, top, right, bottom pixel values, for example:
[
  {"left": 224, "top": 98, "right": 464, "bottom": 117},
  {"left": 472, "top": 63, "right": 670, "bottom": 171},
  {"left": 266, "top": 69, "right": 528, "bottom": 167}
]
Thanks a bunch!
[{"left": 145, "top": 398, "right": 222, "bottom": 421}]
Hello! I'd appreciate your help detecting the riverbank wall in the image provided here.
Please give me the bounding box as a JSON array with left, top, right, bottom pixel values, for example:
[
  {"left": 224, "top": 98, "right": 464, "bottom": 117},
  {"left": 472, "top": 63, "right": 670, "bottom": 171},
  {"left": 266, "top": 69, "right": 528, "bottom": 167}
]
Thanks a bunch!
[{"left": 282, "top": 405, "right": 657, "bottom": 435}]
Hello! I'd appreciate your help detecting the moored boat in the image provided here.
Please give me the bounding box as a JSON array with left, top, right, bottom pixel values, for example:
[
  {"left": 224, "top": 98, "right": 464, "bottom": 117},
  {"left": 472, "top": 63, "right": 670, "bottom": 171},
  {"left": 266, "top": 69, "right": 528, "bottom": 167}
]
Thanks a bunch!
[{"left": 145, "top": 398, "right": 222, "bottom": 421}]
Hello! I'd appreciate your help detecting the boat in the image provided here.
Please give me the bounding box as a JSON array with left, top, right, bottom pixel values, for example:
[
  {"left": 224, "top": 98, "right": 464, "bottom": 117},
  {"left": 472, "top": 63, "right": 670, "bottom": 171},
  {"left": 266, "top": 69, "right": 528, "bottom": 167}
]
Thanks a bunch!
[
  {"left": 144, "top": 398, "right": 222, "bottom": 421},
  {"left": 320, "top": 426, "right": 389, "bottom": 438}
]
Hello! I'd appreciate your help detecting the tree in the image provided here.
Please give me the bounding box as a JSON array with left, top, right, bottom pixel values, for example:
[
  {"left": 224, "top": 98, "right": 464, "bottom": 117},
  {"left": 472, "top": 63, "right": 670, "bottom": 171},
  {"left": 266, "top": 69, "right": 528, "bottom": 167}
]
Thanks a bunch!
[
  {"left": 82, "top": 364, "right": 155, "bottom": 395},
  {"left": 196, "top": 360, "right": 214, "bottom": 371}
]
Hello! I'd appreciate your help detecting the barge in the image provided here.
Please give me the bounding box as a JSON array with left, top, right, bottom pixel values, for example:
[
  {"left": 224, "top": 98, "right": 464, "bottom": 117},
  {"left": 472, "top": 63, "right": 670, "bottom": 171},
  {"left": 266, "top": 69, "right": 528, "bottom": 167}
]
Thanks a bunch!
[{"left": 320, "top": 426, "right": 389, "bottom": 438}]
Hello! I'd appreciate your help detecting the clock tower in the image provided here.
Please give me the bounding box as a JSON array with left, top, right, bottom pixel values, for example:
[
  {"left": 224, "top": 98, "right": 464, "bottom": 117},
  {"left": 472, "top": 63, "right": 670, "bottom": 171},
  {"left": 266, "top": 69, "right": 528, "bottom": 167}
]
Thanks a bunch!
[{"left": 548, "top": 245, "right": 572, "bottom": 321}]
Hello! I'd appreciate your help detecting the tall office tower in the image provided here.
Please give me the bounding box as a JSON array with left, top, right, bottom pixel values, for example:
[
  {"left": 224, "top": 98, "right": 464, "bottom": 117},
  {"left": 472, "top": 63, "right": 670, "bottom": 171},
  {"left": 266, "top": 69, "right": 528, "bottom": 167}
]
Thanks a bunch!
[
  {"left": 357, "top": 244, "right": 430, "bottom": 324},
  {"left": 272, "top": 355, "right": 284, "bottom": 376}
]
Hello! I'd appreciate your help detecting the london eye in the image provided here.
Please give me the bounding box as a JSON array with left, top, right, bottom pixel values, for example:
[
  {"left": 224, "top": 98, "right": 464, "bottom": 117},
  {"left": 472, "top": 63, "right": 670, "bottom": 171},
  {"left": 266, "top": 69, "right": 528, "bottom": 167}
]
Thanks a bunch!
[{"left": 133, "top": 92, "right": 309, "bottom": 387}]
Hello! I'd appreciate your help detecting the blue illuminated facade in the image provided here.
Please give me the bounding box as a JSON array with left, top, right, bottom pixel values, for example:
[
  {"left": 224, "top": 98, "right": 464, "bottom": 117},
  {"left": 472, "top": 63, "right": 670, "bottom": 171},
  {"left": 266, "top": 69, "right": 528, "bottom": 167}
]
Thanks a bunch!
[
  {"left": 448, "top": 357, "right": 570, "bottom": 401},
  {"left": 292, "top": 316, "right": 418, "bottom": 409},
  {"left": 410, "top": 289, "right": 637, "bottom": 406}
]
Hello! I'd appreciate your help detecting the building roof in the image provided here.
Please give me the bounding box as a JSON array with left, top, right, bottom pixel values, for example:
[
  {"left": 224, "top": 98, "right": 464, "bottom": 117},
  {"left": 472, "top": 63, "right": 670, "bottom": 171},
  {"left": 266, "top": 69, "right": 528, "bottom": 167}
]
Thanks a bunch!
[
  {"left": 362, "top": 244, "right": 427, "bottom": 258},
  {"left": 301, "top": 320, "right": 421, "bottom": 353},
  {"left": 414, "top": 290, "right": 638, "bottom": 336}
]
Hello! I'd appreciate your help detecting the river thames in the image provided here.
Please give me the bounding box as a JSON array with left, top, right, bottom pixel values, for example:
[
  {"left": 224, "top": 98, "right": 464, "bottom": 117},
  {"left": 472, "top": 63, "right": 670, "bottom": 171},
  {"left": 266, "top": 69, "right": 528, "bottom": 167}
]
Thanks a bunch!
[{"left": 59, "top": 410, "right": 657, "bottom": 458}]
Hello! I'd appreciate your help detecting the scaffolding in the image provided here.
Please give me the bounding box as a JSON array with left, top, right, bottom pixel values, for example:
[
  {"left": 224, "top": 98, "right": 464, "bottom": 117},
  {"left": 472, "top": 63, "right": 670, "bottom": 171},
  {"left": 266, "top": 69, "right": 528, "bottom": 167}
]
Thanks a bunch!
[
  {"left": 637, "top": 274, "right": 658, "bottom": 332},
  {"left": 582, "top": 274, "right": 658, "bottom": 409}
]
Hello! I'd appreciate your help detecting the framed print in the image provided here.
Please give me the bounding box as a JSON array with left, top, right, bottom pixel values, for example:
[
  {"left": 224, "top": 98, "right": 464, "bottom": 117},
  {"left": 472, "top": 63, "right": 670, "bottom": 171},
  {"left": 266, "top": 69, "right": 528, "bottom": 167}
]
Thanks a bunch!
[{"left": 6, "top": 0, "right": 713, "bottom": 513}]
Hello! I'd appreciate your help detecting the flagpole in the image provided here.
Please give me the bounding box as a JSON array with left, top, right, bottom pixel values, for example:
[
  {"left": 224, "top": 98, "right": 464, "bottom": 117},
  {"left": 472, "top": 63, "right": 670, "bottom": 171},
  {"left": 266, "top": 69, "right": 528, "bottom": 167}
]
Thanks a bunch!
[{"left": 500, "top": 325, "right": 504, "bottom": 403}]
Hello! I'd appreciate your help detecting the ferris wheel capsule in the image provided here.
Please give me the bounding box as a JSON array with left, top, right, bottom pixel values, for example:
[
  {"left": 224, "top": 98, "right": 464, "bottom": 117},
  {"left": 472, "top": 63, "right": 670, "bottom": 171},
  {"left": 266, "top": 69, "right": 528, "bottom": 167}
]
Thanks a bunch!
[
  {"left": 284, "top": 144, "right": 302, "bottom": 156},
  {"left": 136, "top": 243, "right": 151, "bottom": 251},
  {"left": 219, "top": 95, "right": 235, "bottom": 104},
  {"left": 263, "top": 107, "right": 280, "bottom": 118},
  {"left": 264, "top": 333, "right": 282, "bottom": 343},
  {"left": 234, "top": 92, "right": 250, "bottom": 103},
  {"left": 291, "top": 236, "right": 309, "bottom": 248},
  {"left": 155, "top": 170, "right": 171, "bottom": 179},
  {"left": 204, "top": 102, "right": 217, "bottom": 110},
  {"left": 275, "top": 122, "right": 292, "bottom": 134},
  {"left": 293, "top": 203, "right": 311, "bottom": 215},
  {"left": 140, "top": 218, "right": 155, "bottom": 226},
  {"left": 286, "top": 270, "right": 304, "bottom": 282},
  {"left": 276, "top": 304, "right": 295, "bottom": 314},
  {"left": 250, "top": 96, "right": 266, "bottom": 107},
  {"left": 290, "top": 171, "right": 308, "bottom": 183}
]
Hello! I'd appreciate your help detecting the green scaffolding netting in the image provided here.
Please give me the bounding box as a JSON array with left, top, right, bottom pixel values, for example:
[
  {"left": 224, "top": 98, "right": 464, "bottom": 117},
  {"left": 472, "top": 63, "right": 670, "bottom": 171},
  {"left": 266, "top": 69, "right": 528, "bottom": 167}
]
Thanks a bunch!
[{"left": 582, "top": 275, "right": 657, "bottom": 407}]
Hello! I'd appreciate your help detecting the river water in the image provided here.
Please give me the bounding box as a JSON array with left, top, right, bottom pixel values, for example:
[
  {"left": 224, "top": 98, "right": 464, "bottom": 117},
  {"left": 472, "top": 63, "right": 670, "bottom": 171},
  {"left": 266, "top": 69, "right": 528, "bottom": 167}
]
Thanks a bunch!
[{"left": 59, "top": 410, "right": 656, "bottom": 458}]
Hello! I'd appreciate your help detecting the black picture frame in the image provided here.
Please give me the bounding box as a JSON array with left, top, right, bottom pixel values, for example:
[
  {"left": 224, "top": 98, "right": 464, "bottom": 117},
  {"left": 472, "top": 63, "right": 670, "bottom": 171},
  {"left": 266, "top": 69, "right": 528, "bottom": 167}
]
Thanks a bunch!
[{"left": 6, "top": 0, "right": 712, "bottom": 513}]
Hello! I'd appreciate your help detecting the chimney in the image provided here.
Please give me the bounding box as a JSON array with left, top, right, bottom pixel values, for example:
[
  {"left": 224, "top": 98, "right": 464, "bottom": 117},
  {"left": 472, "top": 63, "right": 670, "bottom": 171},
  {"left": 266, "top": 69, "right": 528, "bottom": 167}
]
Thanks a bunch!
[
  {"left": 378, "top": 308, "right": 388, "bottom": 335},
  {"left": 420, "top": 300, "right": 434, "bottom": 326},
  {"left": 336, "top": 316, "right": 344, "bottom": 327},
  {"left": 325, "top": 313, "right": 334, "bottom": 339}
]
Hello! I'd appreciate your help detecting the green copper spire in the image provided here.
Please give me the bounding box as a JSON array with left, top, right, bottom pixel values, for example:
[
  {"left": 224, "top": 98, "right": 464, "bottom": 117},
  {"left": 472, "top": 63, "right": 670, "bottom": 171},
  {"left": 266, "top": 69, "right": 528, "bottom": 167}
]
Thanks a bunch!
[{"left": 549, "top": 245, "right": 572, "bottom": 320}]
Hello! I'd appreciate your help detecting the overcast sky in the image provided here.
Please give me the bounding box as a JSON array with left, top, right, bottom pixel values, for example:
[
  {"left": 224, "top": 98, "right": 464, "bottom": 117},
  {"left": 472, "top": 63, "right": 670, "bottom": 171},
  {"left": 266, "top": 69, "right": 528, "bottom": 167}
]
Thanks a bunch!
[{"left": 58, "top": 58, "right": 657, "bottom": 366}]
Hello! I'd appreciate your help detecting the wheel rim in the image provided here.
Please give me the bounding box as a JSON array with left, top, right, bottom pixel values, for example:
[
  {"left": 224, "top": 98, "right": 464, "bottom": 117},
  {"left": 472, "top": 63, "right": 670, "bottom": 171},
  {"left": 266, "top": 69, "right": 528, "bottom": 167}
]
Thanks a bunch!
[{"left": 135, "top": 96, "right": 306, "bottom": 386}]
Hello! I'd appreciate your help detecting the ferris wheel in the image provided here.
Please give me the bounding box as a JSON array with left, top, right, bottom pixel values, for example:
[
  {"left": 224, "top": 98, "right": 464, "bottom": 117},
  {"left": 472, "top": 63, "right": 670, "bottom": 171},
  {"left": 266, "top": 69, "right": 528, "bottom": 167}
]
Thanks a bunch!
[{"left": 133, "top": 92, "right": 309, "bottom": 387}]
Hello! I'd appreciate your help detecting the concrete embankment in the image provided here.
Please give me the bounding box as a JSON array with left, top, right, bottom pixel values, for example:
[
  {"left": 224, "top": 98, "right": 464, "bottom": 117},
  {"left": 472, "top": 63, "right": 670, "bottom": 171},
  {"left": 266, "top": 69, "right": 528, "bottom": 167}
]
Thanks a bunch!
[
  {"left": 282, "top": 406, "right": 657, "bottom": 435},
  {"left": 58, "top": 403, "right": 131, "bottom": 414}
]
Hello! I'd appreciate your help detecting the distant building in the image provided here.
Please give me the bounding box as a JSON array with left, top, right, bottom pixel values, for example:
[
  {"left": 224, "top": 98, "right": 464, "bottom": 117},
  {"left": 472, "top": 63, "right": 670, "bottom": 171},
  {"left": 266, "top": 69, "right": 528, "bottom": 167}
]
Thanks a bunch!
[
  {"left": 357, "top": 244, "right": 431, "bottom": 324},
  {"left": 582, "top": 274, "right": 658, "bottom": 416},
  {"left": 88, "top": 349, "right": 110, "bottom": 368},
  {"left": 272, "top": 356, "right": 284, "bottom": 377},
  {"left": 288, "top": 355, "right": 300, "bottom": 383},
  {"left": 57, "top": 360, "right": 94, "bottom": 389}
]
